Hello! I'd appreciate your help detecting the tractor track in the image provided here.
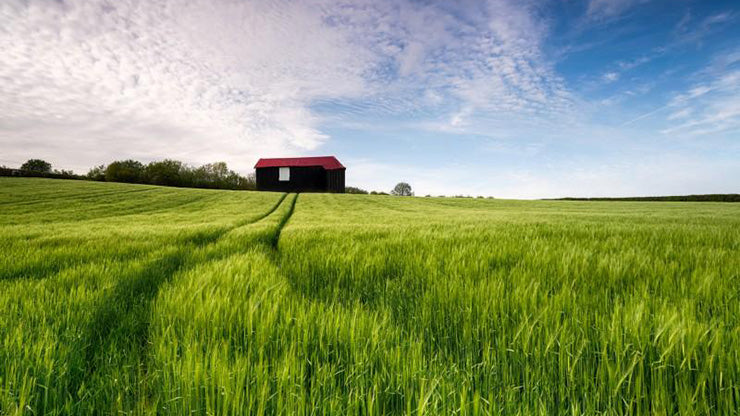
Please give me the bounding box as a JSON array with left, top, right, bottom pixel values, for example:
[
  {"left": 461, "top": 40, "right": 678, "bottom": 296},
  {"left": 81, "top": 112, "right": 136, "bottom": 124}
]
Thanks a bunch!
[{"left": 68, "top": 193, "right": 299, "bottom": 409}]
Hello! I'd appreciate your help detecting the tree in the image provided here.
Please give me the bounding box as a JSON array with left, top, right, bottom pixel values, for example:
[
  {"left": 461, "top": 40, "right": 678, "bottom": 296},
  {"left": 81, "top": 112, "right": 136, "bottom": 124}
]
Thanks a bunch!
[
  {"left": 234, "top": 172, "right": 256, "bottom": 190},
  {"left": 53, "top": 169, "right": 75, "bottom": 176},
  {"left": 145, "top": 159, "right": 183, "bottom": 186},
  {"left": 21, "top": 159, "right": 52, "bottom": 173},
  {"left": 243, "top": 172, "right": 257, "bottom": 190},
  {"left": 391, "top": 182, "right": 413, "bottom": 196},
  {"left": 86, "top": 165, "right": 106, "bottom": 181},
  {"left": 105, "top": 160, "right": 144, "bottom": 183},
  {"left": 188, "top": 161, "right": 256, "bottom": 190},
  {"left": 192, "top": 162, "right": 230, "bottom": 188}
]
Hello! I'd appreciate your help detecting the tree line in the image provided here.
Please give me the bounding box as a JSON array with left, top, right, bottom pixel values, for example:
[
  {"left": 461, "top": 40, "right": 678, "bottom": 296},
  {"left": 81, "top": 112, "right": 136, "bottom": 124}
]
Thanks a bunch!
[
  {"left": 553, "top": 195, "right": 740, "bottom": 202},
  {"left": 89, "top": 159, "right": 255, "bottom": 190},
  {"left": 345, "top": 182, "right": 413, "bottom": 196},
  {"left": 4, "top": 159, "right": 412, "bottom": 195},
  {"left": 4, "top": 158, "right": 256, "bottom": 190}
]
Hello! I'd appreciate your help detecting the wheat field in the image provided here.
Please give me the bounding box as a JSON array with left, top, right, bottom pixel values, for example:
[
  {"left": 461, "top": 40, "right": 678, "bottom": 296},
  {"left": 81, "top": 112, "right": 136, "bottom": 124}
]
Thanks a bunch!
[{"left": 1, "top": 177, "right": 738, "bottom": 415}]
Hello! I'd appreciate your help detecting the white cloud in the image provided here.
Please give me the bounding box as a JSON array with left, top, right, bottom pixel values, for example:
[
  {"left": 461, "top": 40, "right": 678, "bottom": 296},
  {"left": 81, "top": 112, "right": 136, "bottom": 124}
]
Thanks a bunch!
[
  {"left": 617, "top": 55, "right": 653, "bottom": 71},
  {"left": 0, "top": 0, "right": 572, "bottom": 174},
  {"left": 602, "top": 72, "right": 620, "bottom": 83},
  {"left": 322, "top": 0, "right": 571, "bottom": 122},
  {"left": 586, "top": 0, "right": 649, "bottom": 20},
  {"left": 0, "top": 0, "right": 375, "bottom": 172},
  {"left": 703, "top": 12, "right": 733, "bottom": 26},
  {"left": 661, "top": 70, "right": 740, "bottom": 136},
  {"left": 667, "top": 108, "right": 692, "bottom": 121}
]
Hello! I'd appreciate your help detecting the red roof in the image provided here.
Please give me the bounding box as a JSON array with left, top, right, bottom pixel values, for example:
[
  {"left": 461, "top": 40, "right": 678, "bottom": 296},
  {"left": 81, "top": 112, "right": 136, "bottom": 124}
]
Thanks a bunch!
[{"left": 254, "top": 156, "right": 345, "bottom": 170}]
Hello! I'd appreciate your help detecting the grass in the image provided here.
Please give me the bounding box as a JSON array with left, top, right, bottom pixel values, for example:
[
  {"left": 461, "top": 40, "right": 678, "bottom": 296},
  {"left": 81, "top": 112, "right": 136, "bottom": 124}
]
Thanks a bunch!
[{"left": 1, "top": 177, "right": 738, "bottom": 415}]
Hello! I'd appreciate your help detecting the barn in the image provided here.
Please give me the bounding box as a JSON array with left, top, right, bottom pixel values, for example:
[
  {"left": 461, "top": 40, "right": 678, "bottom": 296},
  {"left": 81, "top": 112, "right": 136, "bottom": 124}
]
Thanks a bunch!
[{"left": 254, "top": 156, "right": 345, "bottom": 193}]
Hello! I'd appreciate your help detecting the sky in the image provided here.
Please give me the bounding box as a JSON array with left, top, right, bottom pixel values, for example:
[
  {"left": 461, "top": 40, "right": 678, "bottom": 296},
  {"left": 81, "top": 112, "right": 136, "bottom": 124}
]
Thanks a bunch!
[{"left": 1, "top": 0, "right": 738, "bottom": 198}]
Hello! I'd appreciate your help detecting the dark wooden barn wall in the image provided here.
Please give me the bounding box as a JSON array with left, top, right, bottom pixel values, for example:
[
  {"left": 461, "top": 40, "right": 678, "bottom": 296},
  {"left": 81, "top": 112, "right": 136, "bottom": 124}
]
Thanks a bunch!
[
  {"left": 326, "top": 169, "right": 345, "bottom": 193},
  {"left": 256, "top": 167, "right": 345, "bottom": 193}
]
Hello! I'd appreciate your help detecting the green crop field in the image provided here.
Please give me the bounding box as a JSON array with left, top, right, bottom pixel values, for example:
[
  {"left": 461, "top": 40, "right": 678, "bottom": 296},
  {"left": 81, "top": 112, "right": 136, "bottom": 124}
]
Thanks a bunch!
[{"left": 1, "top": 177, "right": 739, "bottom": 415}]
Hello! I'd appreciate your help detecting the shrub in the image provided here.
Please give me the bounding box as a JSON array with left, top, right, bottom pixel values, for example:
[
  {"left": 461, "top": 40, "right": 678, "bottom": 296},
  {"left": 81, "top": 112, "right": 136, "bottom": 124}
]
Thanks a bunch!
[{"left": 346, "top": 186, "right": 369, "bottom": 194}]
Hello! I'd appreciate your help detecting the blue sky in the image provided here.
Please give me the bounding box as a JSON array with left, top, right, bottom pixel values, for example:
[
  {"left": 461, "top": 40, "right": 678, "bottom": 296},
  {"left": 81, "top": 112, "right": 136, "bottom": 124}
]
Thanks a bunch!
[{"left": 1, "top": 0, "right": 738, "bottom": 197}]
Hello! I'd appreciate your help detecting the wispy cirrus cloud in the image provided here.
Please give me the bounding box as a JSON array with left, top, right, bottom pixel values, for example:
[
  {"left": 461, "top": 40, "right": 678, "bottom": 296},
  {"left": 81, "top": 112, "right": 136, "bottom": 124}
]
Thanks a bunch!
[
  {"left": 602, "top": 72, "right": 620, "bottom": 83},
  {"left": 660, "top": 70, "right": 740, "bottom": 136},
  {"left": 585, "top": 0, "right": 650, "bottom": 20},
  {"left": 590, "top": 10, "right": 737, "bottom": 92}
]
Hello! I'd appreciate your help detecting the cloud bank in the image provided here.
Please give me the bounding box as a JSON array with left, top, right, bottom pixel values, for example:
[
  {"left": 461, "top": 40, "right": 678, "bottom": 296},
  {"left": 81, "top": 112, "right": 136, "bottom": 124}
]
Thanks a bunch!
[{"left": 0, "top": 0, "right": 567, "bottom": 173}]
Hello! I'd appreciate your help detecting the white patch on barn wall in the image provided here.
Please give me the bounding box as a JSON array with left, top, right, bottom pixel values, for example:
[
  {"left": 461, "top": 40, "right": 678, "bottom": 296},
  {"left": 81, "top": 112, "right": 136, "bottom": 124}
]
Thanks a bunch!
[{"left": 279, "top": 167, "right": 290, "bottom": 181}]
